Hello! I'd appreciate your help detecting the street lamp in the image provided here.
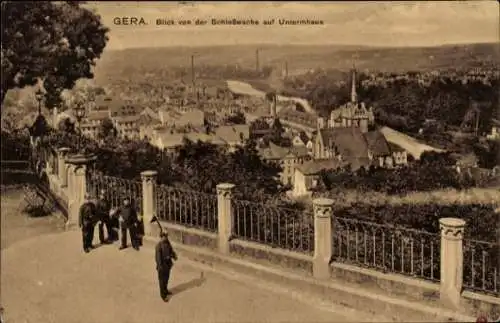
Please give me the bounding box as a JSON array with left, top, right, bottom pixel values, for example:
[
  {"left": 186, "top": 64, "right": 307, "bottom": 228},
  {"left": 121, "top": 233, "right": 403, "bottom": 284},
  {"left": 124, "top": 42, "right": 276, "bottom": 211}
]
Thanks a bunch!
[
  {"left": 73, "top": 101, "right": 87, "bottom": 153},
  {"left": 35, "top": 88, "right": 44, "bottom": 116}
]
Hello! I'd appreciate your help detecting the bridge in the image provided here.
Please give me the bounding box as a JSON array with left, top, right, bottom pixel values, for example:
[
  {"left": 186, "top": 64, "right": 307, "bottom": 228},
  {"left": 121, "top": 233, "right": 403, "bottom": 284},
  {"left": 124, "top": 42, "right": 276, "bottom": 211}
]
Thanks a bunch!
[{"left": 1, "top": 136, "right": 498, "bottom": 322}]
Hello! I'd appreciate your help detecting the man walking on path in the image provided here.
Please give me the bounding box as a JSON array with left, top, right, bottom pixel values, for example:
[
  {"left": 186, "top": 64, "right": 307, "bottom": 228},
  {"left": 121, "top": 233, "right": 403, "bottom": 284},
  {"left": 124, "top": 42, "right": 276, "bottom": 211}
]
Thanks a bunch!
[
  {"left": 95, "top": 189, "right": 114, "bottom": 243},
  {"left": 155, "top": 232, "right": 178, "bottom": 301},
  {"left": 116, "top": 197, "right": 140, "bottom": 250},
  {"left": 79, "top": 194, "right": 97, "bottom": 253}
]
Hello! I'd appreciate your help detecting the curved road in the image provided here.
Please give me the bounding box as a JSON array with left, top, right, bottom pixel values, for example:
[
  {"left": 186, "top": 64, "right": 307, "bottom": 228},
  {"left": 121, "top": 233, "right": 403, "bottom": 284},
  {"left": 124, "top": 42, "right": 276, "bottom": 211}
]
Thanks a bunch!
[{"left": 226, "top": 80, "right": 315, "bottom": 114}]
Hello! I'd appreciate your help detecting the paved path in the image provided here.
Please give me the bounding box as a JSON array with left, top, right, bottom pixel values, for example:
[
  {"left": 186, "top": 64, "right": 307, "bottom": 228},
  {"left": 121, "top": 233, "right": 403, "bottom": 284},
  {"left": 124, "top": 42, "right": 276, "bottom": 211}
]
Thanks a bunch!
[
  {"left": 1, "top": 188, "right": 65, "bottom": 251},
  {"left": 1, "top": 230, "right": 358, "bottom": 323}
]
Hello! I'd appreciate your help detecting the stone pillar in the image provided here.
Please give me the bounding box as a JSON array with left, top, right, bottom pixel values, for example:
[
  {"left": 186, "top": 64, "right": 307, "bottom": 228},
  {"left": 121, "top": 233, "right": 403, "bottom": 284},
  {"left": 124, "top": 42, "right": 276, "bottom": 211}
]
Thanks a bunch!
[
  {"left": 57, "top": 147, "right": 70, "bottom": 185},
  {"left": 66, "top": 163, "right": 74, "bottom": 193},
  {"left": 439, "top": 217, "right": 466, "bottom": 309},
  {"left": 313, "top": 198, "right": 334, "bottom": 280},
  {"left": 65, "top": 154, "right": 96, "bottom": 230},
  {"left": 216, "top": 183, "right": 235, "bottom": 254},
  {"left": 46, "top": 152, "right": 54, "bottom": 174},
  {"left": 141, "top": 170, "right": 158, "bottom": 237}
]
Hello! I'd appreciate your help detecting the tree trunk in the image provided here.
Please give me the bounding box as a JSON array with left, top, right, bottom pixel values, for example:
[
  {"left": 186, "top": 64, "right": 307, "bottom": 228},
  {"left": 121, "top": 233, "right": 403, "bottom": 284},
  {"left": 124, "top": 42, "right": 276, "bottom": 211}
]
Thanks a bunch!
[
  {"left": 497, "top": 207, "right": 500, "bottom": 284},
  {"left": 0, "top": 87, "right": 6, "bottom": 110}
]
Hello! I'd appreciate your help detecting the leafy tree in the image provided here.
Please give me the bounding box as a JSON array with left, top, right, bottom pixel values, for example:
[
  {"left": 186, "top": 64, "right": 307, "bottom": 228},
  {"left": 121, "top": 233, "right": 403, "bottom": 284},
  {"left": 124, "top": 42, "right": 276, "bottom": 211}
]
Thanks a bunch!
[
  {"left": 265, "top": 91, "right": 276, "bottom": 101},
  {"left": 28, "top": 115, "right": 50, "bottom": 138},
  {"left": 57, "top": 117, "right": 76, "bottom": 134},
  {"left": 98, "top": 118, "right": 117, "bottom": 139},
  {"left": 473, "top": 140, "right": 500, "bottom": 169},
  {"left": 250, "top": 117, "right": 270, "bottom": 131},
  {"left": 319, "top": 151, "right": 466, "bottom": 195},
  {"left": 227, "top": 140, "right": 284, "bottom": 200},
  {"left": 225, "top": 111, "right": 246, "bottom": 125},
  {"left": 173, "top": 138, "right": 282, "bottom": 200},
  {"left": 1, "top": 2, "right": 109, "bottom": 108},
  {"left": 262, "top": 118, "right": 291, "bottom": 147}
]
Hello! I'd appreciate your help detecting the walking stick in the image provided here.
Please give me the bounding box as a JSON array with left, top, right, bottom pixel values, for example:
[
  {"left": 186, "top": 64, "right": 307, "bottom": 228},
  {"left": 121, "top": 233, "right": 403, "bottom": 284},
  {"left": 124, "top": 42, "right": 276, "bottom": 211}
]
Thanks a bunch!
[{"left": 149, "top": 215, "right": 164, "bottom": 234}]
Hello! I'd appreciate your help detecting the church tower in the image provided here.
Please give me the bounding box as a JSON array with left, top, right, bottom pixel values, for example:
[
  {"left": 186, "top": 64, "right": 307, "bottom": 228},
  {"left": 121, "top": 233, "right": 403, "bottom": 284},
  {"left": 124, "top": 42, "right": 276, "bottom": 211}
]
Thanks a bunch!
[{"left": 351, "top": 65, "right": 358, "bottom": 104}]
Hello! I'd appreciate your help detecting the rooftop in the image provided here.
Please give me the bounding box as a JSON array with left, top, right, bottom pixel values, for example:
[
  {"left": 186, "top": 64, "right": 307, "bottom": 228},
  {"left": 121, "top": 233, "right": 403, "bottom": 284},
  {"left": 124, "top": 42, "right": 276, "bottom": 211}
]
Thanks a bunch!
[
  {"left": 86, "top": 110, "right": 110, "bottom": 121},
  {"left": 319, "top": 127, "right": 370, "bottom": 159},
  {"left": 364, "top": 130, "right": 391, "bottom": 157},
  {"left": 297, "top": 156, "right": 372, "bottom": 175},
  {"left": 113, "top": 114, "right": 142, "bottom": 123},
  {"left": 297, "top": 159, "right": 347, "bottom": 176},
  {"left": 259, "top": 142, "right": 309, "bottom": 160},
  {"left": 156, "top": 133, "right": 186, "bottom": 148},
  {"left": 215, "top": 125, "right": 250, "bottom": 144}
]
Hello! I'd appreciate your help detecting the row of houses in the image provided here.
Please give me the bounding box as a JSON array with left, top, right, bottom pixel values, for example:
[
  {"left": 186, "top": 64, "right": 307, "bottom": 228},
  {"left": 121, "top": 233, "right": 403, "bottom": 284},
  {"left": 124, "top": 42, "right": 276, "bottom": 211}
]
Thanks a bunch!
[
  {"left": 53, "top": 94, "right": 252, "bottom": 153},
  {"left": 154, "top": 124, "right": 250, "bottom": 156},
  {"left": 251, "top": 69, "right": 445, "bottom": 197}
]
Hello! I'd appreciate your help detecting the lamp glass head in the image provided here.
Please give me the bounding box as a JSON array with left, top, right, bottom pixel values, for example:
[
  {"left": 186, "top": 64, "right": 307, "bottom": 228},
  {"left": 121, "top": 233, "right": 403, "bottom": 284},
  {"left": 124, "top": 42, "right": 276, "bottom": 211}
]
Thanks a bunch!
[
  {"left": 35, "top": 89, "right": 44, "bottom": 101},
  {"left": 75, "top": 106, "right": 86, "bottom": 118}
]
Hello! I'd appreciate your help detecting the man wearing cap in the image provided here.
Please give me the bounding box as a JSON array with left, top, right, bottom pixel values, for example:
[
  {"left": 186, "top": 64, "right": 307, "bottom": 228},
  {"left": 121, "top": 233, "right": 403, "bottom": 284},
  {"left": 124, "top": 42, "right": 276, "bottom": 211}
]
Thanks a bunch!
[
  {"left": 155, "top": 232, "right": 178, "bottom": 301},
  {"left": 95, "top": 189, "right": 114, "bottom": 243},
  {"left": 116, "top": 197, "right": 140, "bottom": 250},
  {"left": 79, "top": 193, "right": 97, "bottom": 253}
]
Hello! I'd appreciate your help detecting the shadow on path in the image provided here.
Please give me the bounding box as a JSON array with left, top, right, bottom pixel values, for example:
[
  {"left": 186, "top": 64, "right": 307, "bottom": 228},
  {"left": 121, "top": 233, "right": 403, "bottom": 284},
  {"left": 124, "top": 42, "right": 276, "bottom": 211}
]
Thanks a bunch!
[{"left": 170, "top": 272, "right": 207, "bottom": 297}]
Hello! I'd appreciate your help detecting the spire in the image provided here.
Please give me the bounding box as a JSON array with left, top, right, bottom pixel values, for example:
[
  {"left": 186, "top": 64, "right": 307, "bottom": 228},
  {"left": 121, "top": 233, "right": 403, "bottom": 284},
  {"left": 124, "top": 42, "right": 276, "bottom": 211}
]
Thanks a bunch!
[{"left": 351, "top": 64, "right": 357, "bottom": 103}]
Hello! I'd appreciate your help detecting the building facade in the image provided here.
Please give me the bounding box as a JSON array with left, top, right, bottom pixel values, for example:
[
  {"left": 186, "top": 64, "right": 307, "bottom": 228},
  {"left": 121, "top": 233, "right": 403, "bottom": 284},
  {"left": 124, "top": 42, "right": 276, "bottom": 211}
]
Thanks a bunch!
[{"left": 259, "top": 142, "right": 312, "bottom": 186}]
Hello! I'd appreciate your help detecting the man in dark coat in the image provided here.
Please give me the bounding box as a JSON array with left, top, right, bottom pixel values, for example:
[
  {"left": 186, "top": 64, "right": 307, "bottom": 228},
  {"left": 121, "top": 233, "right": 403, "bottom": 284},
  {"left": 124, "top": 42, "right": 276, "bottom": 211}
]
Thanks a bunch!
[
  {"left": 95, "top": 189, "right": 113, "bottom": 243},
  {"left": 79, "top": 194, "right": 97, "bottom": 253},
  {"left": 116, "top": 197, "right": 140, "bottom": 250},
  {"left": 155, "top": 232, "right": 178, "bottom": 301}
]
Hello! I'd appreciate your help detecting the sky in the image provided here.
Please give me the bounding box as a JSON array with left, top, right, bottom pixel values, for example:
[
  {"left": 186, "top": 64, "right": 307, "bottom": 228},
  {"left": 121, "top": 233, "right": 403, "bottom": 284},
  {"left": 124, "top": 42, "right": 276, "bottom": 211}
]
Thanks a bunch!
[{"left": 87, "top": 1, "right": 499, "bottom": 50}]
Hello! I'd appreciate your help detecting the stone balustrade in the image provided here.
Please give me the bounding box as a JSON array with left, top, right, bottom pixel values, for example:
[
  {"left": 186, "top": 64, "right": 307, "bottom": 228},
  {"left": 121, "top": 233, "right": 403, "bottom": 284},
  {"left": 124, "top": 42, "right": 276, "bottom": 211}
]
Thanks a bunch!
[{"left": 39, "top": 147, "right": 499, "bottom": 314}]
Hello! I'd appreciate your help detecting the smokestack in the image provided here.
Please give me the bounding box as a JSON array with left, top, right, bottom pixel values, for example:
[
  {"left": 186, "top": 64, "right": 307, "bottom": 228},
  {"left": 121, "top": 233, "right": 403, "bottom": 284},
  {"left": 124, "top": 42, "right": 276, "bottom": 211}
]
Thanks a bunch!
[
  {"left": 256, "top": 49, "right": 259, "bottom": 73},
  {"left": 191, "top": 55, "right": 195, "bottom": 86},
  {"left": 285, "top": 61, "right": 288, "bottom": 78}
]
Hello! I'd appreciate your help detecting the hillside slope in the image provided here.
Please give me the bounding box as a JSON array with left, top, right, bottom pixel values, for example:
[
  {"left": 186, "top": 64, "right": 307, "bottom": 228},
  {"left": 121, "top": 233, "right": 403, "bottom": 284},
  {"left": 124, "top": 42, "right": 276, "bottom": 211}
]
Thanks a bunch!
[{"left": 93, "top": 43, "right": 499, "bottom": 83}]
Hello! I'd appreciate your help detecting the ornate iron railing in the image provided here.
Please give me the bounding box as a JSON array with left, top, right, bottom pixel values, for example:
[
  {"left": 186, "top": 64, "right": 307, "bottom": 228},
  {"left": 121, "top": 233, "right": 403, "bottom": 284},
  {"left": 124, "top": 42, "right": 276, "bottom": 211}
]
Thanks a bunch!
[
  {"left": 1, "top": 135, "right": 31, "bottom": 162},
  {"left": 49, "top": 148, "right": 58, "bottom": 175},
  {"left": 231, "top": 199, "right": 314, "bottom": 254},
  {"left": 332, "top": 217, "right": 441, "bottom": 282},
  {"left": 86, "top": 171, "right": 143, "bottom": 214},
  {"left": 155, "top": 184, "right": 218, "bottom": 232},
  {"left": 463, "top": 239, "right": 499, "bottom": 296}
]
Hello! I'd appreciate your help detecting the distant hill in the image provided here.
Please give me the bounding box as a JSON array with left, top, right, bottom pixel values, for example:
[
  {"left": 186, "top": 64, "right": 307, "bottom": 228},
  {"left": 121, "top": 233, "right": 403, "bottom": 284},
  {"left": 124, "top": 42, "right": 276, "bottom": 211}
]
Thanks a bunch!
[{"left": 93, "top": 42, "right": 500, "bottom": 83}]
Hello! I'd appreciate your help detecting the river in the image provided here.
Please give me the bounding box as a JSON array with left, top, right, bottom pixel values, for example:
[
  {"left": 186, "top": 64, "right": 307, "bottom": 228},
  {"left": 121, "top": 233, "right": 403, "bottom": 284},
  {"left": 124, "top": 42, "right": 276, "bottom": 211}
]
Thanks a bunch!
[{"left": 226, "top": 80, "right": 315, "bottom": 114}]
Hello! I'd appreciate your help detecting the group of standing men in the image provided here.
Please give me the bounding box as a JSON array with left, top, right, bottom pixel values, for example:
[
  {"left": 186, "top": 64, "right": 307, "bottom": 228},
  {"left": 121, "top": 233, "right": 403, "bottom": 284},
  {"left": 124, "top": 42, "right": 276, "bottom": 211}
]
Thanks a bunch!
[
  {"left": 79, "top": 190, "right": 143, "bottom": 253},
  {"left": 78, "top": 189, "right": 179, "bottom": 301}
]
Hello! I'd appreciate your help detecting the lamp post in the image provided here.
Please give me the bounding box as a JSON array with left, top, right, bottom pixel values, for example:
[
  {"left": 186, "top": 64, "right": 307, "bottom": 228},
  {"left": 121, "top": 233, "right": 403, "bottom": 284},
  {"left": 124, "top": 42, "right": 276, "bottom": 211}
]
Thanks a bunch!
[
  {"left": 73, "top": 101, "right": 87, "bottom": 153},
  {"left": 35, "top": 88, "right": 44, "bottom": 116}
]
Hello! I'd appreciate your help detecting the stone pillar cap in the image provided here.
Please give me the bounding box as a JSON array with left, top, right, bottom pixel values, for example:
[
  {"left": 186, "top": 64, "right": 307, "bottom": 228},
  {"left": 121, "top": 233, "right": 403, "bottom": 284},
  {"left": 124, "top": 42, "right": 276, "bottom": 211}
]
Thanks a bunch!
[
  {"left": 439, "top": 217, "right": 466, "bottom": 228},
  {"left": 66, "top": 154, "right": 97, "bottom": 165},
  {"left": 58, "top": 147, "right": 71, "bottom": 152},
  {"left": 313, "top": 198, "right": 334, "bottom": 207},
  {"left": 216, "top": 183, "right": 235, "bottom": 190},
  {"left": 141, "top": 170, "right": 158, "bottom": 177}
]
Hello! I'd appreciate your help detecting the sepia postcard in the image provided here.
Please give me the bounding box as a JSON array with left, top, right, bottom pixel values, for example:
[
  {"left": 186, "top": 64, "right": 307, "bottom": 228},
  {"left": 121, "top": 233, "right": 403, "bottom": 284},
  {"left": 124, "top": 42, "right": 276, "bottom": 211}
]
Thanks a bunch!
[{"left": 1, "top": 1, "right": 499, "bottom": 322}]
